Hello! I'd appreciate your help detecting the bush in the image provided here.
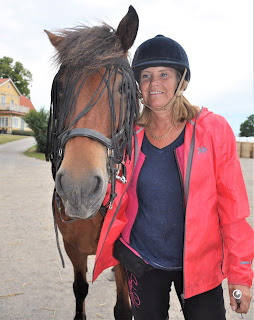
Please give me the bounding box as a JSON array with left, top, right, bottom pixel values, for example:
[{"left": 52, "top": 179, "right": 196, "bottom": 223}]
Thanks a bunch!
[
  {"left": 239, "top": 114, "right": 254, "bottom": 137},
  {"left": 12, "top": 130, "right": 34, "bottom": 136},
  {"left": 23, "top": 107, "right": 49, "bottom": 153}
]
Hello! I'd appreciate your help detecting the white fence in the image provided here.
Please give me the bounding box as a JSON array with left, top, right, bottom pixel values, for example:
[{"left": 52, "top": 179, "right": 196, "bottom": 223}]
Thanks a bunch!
[{"left": 0, "top": 103, "right": 29, "bottom": 113}]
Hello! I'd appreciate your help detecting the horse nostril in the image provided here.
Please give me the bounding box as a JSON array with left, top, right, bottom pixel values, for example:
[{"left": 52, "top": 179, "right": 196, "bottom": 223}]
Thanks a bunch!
[
  {"left": 55, "top": 170, "right": 65, "bottom": 198},
  {"left": 92, "top": 175, "right": 103, "bottom": 195}
]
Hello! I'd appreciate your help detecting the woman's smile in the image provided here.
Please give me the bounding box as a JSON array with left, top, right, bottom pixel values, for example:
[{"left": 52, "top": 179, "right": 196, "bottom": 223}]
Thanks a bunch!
[{"left": 149, "top": 91, "right": 163, "bottom": 95}]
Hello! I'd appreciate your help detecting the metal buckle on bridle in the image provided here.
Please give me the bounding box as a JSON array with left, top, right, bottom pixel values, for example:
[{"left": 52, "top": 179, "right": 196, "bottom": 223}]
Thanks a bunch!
[
  {"left": 106, "top": 148, "right": 127, "bottom": 210},
  {"left": 107, "top": 149, "right": 127, "bottom": 184},
  {"left": 108, "top": 201, "right": 114, "bottom": 210},
  {"left": 116, "top": 163, "right": 127, "bottom": 184},
  {"left": 107, "top": 148, "right": 114, "bottom": 183},
  {"left": 107, "top": 148, "right": 127, "bottom": 186},
  {"left": 107, "top": 148, "right": 114, "bottom": 158}
]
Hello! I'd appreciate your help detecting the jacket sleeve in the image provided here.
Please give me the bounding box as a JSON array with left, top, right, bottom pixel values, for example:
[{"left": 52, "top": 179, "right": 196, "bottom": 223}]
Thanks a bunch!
[{"left": 216, "top": 119, "right": 254, "bottom": 287}]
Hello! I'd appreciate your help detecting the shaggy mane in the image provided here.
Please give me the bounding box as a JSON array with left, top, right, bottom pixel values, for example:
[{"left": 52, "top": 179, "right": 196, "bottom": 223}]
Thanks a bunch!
[{"left": 53, "top": 23, "right": 125, "bottom": 76}]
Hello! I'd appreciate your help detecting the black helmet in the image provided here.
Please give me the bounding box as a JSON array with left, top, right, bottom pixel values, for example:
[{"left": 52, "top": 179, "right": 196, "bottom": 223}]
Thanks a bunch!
[{"left": 132, "top": 35, "right": 190, "bottom": 82}]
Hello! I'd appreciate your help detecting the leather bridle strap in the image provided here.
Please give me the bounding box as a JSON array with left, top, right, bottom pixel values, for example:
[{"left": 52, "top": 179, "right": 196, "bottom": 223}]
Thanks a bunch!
[{"left": 59, "top": 128, "right": 114, "bottom": 150}]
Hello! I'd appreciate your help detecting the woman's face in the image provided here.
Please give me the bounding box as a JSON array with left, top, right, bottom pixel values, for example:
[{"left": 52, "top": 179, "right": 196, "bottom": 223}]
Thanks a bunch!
[{"left": 140, "top": 66, "right": 178, "bottom": 109}]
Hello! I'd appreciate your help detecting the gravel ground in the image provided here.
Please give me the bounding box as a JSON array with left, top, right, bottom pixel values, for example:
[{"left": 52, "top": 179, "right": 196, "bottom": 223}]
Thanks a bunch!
[{"left": 0, "top": 137, "right": 253, "bottom": 320}]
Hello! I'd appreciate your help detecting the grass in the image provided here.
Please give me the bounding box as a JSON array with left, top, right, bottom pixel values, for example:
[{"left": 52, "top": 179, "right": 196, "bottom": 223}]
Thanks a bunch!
[
  {"left": 23, "top": 145, "right": 46, "bottom": 161},
  {"left": 0, "top": 134, "right": 45, "bottom": 161},
  {"left": 0, "top": 134, "right": 28, "bottom": 144}
]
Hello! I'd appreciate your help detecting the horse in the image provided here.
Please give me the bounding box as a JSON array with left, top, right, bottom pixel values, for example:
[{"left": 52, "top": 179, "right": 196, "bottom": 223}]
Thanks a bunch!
[{"left": 44, "top": 6, "right": 139, "bottom": 320}]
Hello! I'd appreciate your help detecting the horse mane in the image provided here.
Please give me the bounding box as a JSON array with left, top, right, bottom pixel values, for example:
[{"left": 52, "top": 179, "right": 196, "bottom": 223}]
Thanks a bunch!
[{"left": 53, "top": 23, "right": 125, "bottom": 77}]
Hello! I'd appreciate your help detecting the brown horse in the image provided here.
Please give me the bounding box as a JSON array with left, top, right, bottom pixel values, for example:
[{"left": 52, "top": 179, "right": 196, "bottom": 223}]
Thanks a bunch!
[{"left": 45, "top": 6, "right": 139, "bottom": 320}]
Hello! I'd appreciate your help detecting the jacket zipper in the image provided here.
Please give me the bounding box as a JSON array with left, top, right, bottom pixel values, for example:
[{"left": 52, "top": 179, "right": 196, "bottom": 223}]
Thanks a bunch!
[
  {"left": 174, "top": 149, "right": 186, "bottom": 306},
  {"left": 218, "top": 217, "right": 224, "bottom": 275},
  {"left": 174, "top": 149, "right": 186, "bottom": 218},
  {"left": 220, "top": 230, "right": 225, "bottom": 275}
]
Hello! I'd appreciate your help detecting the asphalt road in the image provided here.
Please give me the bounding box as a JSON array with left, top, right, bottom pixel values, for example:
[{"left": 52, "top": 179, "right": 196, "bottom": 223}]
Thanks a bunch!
[{"left": 0, "top": 137, "right": 253, "bottom": 320}]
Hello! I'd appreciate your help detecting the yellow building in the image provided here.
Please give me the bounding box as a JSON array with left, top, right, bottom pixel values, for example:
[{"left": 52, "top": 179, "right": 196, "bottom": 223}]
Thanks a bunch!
[{"left": 0, "top": 78, "right": 35, "bottom": 133}]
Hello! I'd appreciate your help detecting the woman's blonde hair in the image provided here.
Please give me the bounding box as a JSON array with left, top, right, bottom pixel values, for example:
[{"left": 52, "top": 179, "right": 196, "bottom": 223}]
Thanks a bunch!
[{"left": 137, "top": 71, "right": 199, "bottom": 127}]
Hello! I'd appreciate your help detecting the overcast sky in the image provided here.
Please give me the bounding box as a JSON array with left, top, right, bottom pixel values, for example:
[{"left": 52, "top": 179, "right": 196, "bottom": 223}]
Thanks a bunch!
[{"left": 1, "top": 0, "right": 253, "bottom": 135}]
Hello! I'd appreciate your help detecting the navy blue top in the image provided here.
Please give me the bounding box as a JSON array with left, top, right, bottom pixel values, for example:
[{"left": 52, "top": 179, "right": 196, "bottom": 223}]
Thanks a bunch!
[{"left": 130, "top": 128, "right": 185, "bottom": 270}]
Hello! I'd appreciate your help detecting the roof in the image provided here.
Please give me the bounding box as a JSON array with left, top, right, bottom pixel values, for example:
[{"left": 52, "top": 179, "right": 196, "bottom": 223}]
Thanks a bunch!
[
  {"left": 0, "top": 78, "right": 35, "bottom": 110},
  {"left": 0, "top": 78, "right": 9, "bottom": 85},
  {"left": 0, "top": 78, "right": 22, "bottom": 96},
  {"left": 20, "top": 95, "right": 35, "bottom": 111},
  {"left": 0, "top": 110, "right": 27, "bottom": 116}
]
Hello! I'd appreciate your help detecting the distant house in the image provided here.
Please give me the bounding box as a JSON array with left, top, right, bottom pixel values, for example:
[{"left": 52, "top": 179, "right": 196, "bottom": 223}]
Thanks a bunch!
[{"left": 0, "top": 78, "right": 35, "bottom": 133}]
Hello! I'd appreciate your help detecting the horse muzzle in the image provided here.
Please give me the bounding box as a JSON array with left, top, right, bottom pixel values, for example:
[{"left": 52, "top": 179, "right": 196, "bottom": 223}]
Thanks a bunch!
[{"left": 55, "top": 168, "right": 108, "bottom": 219}]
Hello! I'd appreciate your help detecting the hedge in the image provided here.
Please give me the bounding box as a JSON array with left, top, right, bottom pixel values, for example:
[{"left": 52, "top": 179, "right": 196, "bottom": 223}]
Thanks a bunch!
[{"left": 12, "top": 130, "right": 34, "bottom": 136}]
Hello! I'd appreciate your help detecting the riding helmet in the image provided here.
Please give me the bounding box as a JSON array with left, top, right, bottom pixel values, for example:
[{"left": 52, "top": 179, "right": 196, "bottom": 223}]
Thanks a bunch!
[{"left": 132, "top": 35, "right": 190, "bottom": 83}]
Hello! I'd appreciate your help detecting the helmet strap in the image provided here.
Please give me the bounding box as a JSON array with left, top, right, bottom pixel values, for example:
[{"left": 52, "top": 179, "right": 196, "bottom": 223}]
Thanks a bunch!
[{"left": 139, "top": 68, "right": 187, "bottom": 111}]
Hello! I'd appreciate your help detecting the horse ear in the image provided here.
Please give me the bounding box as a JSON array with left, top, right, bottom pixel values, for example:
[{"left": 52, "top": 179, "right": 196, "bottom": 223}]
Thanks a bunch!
[
  {"left": 116, "top": 6, "right": 139, "bottom": 53},
  {"left": 44, "top": 30, "right": 64, "bottom": 48}
]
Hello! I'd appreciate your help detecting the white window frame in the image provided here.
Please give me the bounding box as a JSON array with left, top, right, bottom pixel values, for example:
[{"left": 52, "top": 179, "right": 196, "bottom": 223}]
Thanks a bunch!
[
  {"left": 21, "top": 118, "right": 28, "bottom": 130},
  {"left": 12, "top": 117, "right": 19, "bottom": 128},
  {"left": 1, "top": 95, "right": 6, "bottom": 105},
  {"left": 0, "top": 117, "right": 9, "bottom": 127}
]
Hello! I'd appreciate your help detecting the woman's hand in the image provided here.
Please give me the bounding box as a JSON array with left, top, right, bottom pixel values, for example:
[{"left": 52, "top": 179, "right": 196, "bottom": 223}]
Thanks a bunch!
[{"left": 228, "top": 284, "right": 252, "bottom": 314}]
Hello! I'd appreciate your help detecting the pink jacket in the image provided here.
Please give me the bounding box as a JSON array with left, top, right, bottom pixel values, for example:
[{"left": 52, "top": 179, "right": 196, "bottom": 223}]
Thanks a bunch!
[{"left": 93, "top": 107, "right": 254, "bottom": 299}]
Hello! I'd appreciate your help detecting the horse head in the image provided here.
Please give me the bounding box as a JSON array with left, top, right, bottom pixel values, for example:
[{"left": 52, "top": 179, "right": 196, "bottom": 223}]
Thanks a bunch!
[{"left": 45, "top": 6, "right": 139, "bottom": 220}]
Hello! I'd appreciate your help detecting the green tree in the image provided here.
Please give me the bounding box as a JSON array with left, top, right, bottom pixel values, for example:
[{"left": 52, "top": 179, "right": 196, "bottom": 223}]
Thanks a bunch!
[
  {"left": 239, "top": 114, "right": 254, "bottom": 137},
  {"left": 0, "top": 56, "right": 32, "bottom": 98},
  {"left": 23, "top": 107, "right": 49, "bottom": 153}
]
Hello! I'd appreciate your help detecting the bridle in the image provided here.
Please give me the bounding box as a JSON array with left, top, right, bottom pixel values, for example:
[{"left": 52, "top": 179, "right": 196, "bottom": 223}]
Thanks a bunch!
[
  {"left": 46, "top": 58, "right": 138, "bottom": 268},
  {"left": 46, "top": 58, "right": 138, "bottom": 217}
]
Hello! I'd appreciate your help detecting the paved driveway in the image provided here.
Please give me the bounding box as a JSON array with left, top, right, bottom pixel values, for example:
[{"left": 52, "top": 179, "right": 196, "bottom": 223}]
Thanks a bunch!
[{"left": 0, "top": 138, "right": 253, "bottom": 319}]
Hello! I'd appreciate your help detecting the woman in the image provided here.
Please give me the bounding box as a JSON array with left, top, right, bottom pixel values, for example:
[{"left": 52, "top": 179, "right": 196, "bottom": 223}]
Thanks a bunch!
[
  {"left": 112, "top": 35, "right": 253, "bottom": 319},
  {"left": 93, "top": 35, "right": 253, "bottom": 319}
]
